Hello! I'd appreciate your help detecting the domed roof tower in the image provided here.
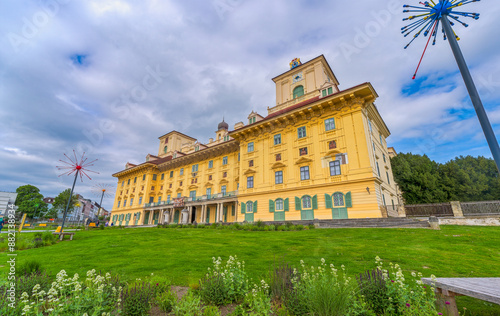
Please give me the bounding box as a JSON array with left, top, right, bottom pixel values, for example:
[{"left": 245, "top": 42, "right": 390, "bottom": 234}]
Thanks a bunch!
[{"left": 218, "top": 118, "right": 228, "bottom": 131}]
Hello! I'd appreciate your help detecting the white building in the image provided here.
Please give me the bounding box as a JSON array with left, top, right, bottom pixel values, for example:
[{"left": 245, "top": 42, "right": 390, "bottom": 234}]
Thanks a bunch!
[{"left": 0, "top": 191, "right": 18, "bottom": 217}]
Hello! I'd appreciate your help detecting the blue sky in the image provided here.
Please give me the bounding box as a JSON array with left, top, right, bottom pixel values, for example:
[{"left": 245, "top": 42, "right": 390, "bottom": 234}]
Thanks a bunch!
[{"left": 1, "top": 0, "right": 499, "bottom": 211}]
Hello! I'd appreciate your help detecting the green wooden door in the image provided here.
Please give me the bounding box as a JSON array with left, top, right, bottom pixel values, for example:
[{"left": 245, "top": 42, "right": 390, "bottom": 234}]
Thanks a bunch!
[
  {"left": 245, "top": 213, "right": 254, "bottom": 222},
  {"left": 206, "top": 208, "right": 210, "bottom": 223},
  {"left": 301, "top": 209, "right": 314, "bottom": 220},
  {"left": 274, "top": 211, "right": 285, "bottom": 221},
  {"left": 332, "top": 208, "right": 348, "bottom": 219},
  {"left": 144, "top": 212, "right": 150, "bottom": 225},
  {"left": 153, "top": 212, "right": 159, "bottom": 224},
  {"left": 223, "top": 206, "right": 228, "bottom": 222},
  {"left": 174, "top": 210, "right": 180, "bottom": 224}
]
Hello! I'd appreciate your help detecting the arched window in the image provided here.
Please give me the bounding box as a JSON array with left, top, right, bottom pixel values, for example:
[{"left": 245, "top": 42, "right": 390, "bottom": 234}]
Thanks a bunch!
[
  {"left": 246, "top": 201, "right": 253, "bottom": 213},
  {"left": 164, "top": 146, "right": 168, "bottom": 153},
  {"left": 302, "top": 196, "right": 311, "bottom": 209},
  {"left": 293, "top": 85, "right": 304, "bottom": 99},
  {"left": 333, "top": 192, "right": 344, "bottom": 207},
  {"left": 275, "top": 198, "right": 284, "bottom": 211}
]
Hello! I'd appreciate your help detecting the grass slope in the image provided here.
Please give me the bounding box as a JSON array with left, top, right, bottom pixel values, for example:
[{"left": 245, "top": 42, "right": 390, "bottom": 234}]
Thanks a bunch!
[{"left": 2, "top": 226, "right": 500, "bottom": 314}]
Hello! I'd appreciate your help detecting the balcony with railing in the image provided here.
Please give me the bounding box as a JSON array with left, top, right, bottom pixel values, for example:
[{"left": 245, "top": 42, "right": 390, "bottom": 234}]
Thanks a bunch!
[{"left": 144, "top": 191, "right": 238, "bottom": 208}]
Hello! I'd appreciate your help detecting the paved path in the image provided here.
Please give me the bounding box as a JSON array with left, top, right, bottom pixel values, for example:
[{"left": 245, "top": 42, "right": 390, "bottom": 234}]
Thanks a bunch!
[{"left": 422, "top": 278, "right": 500, "bottom": 316}]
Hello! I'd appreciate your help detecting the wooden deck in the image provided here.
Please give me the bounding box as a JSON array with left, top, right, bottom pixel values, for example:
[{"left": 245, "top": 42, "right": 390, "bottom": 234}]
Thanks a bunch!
[{"left": 422, "top": 278, "right": 500, "bottom": 316}]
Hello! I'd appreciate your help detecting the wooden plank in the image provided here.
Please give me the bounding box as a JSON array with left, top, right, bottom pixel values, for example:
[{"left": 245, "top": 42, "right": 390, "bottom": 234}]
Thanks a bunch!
[{"left": 422, "top": 278, "right": 500, "bottom": 305}]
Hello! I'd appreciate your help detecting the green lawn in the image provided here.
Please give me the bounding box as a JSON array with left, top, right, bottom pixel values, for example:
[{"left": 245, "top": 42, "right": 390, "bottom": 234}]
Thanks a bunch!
[{"left": 2, "top": 226, "right": 500, "bottom": 315}]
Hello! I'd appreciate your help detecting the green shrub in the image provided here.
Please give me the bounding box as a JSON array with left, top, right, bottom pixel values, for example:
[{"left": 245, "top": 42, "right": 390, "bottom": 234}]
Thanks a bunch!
[
  {"left": 17, "top": 260, "right": 43, "bottom": 276},
  {"left": 277, "top": 225, "right": 285, "bottom": 231},
  {"left": 100, "top": 223, "right": 105, "bottom": 230},
  {"left": 358, "top": 268, "right": 390, "bottom": 315},
  {"left": 42, "top": 230, "right": 56, "bottom": 245},
  {"left": 203, "top": 305, "right": 221, "bottom": 316},
  {"left": 199, "top": 256, "right": 249, "bottom": 306},
  {"left": 285, "top": 222, "right": 294, "bottom": 228},
  {"left": 268, "top": 224, "right": 276, "bottom": 231},
  {"left": 172, "top": 291, "right": 202, "bottom": 316},
  {"left": 168, "top": 224, "right": 178, "bottom": 229},
  {"left": 295, "top": 225, "right": 304, "bottom": 231},
  {"left": 16, "top": 271, "right": 51, "bottom": 298},
  {"left": 156, "top": 289, "right": 176, "bottom": 313},
  {"left": 255, "top": 220, "right": 265, "bottom": 228},
  {"left": 308, "top": 224, "right": 315, "bottom": 229},
  {"left": 121, "top": 282, "right": 155, "bottom": 316}
]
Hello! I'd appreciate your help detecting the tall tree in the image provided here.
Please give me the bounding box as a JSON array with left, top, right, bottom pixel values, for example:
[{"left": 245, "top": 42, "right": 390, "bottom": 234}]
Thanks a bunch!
[
  {"left": 15, "top": 184, "right": 48, "bottom": 218},
  {"left": 52, "top": 189, "right": 79, "bottom": 217}
]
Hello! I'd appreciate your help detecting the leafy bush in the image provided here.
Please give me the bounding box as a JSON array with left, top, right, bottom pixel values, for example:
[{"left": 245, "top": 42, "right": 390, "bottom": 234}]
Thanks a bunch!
[
  {"left": 268, "top": 224, "right": 276, "bottom": 231},
  {"left": 172, "top": 291, "right": 202, "bottom": 316},
  {"left": 358, "top": 268, "right": 390, "bottom": 314},
  {"left": 295, "top": 225, "right": 304, "bottom": 231},
  {"left": 255, "top": 220, "right": 265, "bottom": 228},
  {"left": 17, "top": 260, "right": 43, "bottom": 276},
  {"left": 203, "top": 305, "right": 221, "bottom": 316},
  {"left": 41, "top": 230, "right": 56, "bottom": 246},
  {"left": 199, "top": 256, "right": 249, "bottom": 306},
  {"left": 156, "top": 289, "right": 177, "bottom": 313},
  {"left": 121, "top": 282, "right": 155, "bottom": 316}
]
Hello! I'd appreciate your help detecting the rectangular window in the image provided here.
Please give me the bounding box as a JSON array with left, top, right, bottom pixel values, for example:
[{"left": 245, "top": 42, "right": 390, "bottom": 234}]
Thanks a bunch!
[
  {"left": 180, "top": 168, "right": 184, "bottom": 175},
  {"left": 368, "top": 119, "right": 373, "bottom": 132},
  {"left": 161, "top": 174, "right": 164, "bottom": 180},
  {"left": 192, "top": 164, "right": 199, "bottom": 172},
  {"left": 274, "top": 134, "right": 281, "bottom": 145},
  {"left": 117, "top": 201, "right": 121, "bottom": 208},
  {"left": 127, "top": 179, "right": 130, "bottom": 185},
  {"left": 223, "top": 156, "right": 228, "bottom": 165},
  {"left": 387, "top": 172, "right": 391, "bottom": 184},
  {"left": 180, "top": 181, "right": 183, "bottom": 186},
  {"left": 158, "top": 196, "right": 162, "bottom": 203},
  {"left": 247, "top": 176, "right": 254, "bottom": 189},
  {"left": 195, "top": 146, "right": 199, "bottom": 151},
  {"left": 276, "top": 199, "right": 284, "bottom": 210},
  {"left": 124, "top": 199, "right": 127, "bottom": 206},
  {"left": 249, "top": 160, "right": 254, "bottom": 167},
  {"left": 221, "top": 185, "right": 227, "bottom": 195},
  {"left": 189, "top": 191, "right": 196, "bottom": 199},
  {"left": 298, "top": 126, "right": 307, "bottom": 139},
  {"left": 330, "top": 160, "right": 341, "bottom": 176},
  {"left": 328, "top": 87, "right": 333, "bottom": 95},
  {"left": 382, "top": 194, "right": 386, "bottom": 206},
  {"left": 208, "top": 175, "right": 212, "bottom": 181},
  {"left": 167, "top": 195, "right": 171, "bottom": 203},
  {"left": 223, "top": 172, "right": 227, "bottom": 178},
  {"left": 143, "top": 174, "right": 146, "bottom": 181},
  {"left": 248, "top": 142, "right": 254, "bottom": 152},
  {"left": 276, "top": 154, "right": 281, "bottom": 161},
  {"left": 170, "top": 171, "right": 174, "bottom": 178},
  {"left": 299, "top": 147, "right": 308, "bottom": 156},
  {"left": 177, "top": 193, "right": 181, "bottom": 198},
  {"left": 238, "top": 153, "right": 240, "bottom": 161},
  {"left": 152, "top": 174, "right": 157, "bottom": 181},
  {"left": 376, "top": 162, "right": 381, "bottom": 177},
  {"left": 380, "top": 134, "right": 383, "bottom": 144},
  {"left": 151, "top": 186, "right": 155, "bottom": 191},
  {"left": 169, "top": 184, "right": 172, "bottom": 188},
  {"left": 206, "top": 188, "right": 211, "bottom": 196},
  {"left": 383, "top": 154, "right": 386, "bottom": 163},
  {"left": 275, "top": 171, "right": 283, "bottom": 184},
  {"left": 122, "top": 181, "right": 124, "bottom": 187},
  {"left": 149, "top": 197, "right": 154, "bottom": 203},
  {"left": 134, "top": 177, "right": 137, "bottom": 183},
  {"left": 300, "top": 166, "right": 310, "bottom": 180},
  {"left": 322, "top": 89, "right": 327, "bottom": 97},
  {"left": 325, "top": 118, "right": 335, "bottom": 131},
  {"left": 139, "top": 197, "right": 142, "bottom": 205},
  {"left": 208, "top": 160, "right": 213, "bottom": 169}
]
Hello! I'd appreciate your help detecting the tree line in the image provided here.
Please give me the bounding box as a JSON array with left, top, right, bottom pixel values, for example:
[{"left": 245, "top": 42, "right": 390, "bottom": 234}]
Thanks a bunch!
[
  {"left": 14, "top": 184, "right": 79, "bottom": 219},
  {"left": 390, "top": 153, "right": 500, "bottom": 204}
]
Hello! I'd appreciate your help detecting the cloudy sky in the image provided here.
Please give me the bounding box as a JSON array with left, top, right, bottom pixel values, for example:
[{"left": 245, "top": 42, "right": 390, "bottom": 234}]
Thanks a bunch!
[{"left": 1, "top": 0, "right": 499, "bottom": 211}]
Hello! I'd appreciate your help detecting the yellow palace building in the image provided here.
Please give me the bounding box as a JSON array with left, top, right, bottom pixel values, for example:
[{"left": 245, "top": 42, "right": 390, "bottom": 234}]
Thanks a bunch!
[{"left": 110, "top": 55, "right": 399, "bottom": 226}]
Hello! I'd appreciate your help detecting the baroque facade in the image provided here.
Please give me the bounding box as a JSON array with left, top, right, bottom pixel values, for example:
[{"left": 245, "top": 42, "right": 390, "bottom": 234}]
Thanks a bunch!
[{"left": 110, "top": 55, "right": 399, "bottom": 226}]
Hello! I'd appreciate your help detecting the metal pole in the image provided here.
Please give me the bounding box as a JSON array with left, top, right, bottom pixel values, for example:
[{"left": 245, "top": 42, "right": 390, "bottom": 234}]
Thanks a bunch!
[
  {"left": 441, "top": 15, "right": 500, "bottom": 172},
  {"left": 60, "top": 170, "right": 79, "bottom": 237},
  {"left": 98, "top": 190, "right": 104, "bottom": 218}
]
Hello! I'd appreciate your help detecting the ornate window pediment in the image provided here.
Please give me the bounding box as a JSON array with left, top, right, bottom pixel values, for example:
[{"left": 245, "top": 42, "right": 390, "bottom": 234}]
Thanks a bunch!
[
  {"left": 295, "top": 157, "right": 313, "bottom": 165},
  {"left": 204, "top": 182, "right": 213, "bottom": 188},
  {"left": 188, "top": 184, "right": 198, "bottom": 190},
  {"left": 176, "top": 188, "right": 183, "bottom": 193},
  {"left": 165, "top": 189, "right": 172, "bottom": 194},
  {"left": 325, "top": 149, "right": 342, "bottom": 157},
  {"left": 219, "top": 179, "right": 229, "bottom": 185},
  {"left": 243, "top": 168, "right": 257, "bottom": 176},
  {"left": 271, "top": 162, "right": 287, "bottom": 169}
]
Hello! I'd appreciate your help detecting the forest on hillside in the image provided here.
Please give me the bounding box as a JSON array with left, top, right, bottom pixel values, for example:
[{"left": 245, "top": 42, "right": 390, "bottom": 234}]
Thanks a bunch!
[{"left": 390, "top": 153, "right": 500, "bottom": 204}]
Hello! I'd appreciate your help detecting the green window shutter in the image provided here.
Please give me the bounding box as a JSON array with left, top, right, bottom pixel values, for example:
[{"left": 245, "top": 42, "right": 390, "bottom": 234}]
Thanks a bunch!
[
  {"left": 241, "top": 202, "right": 246, "bottom": 214},
  {"left": 137, "top": 213, "right": 141, "bottom": 220},
  {"left": 284, "top": 198, "right": 289, "bottom": 212},
  {"left": 232, "top": 205, "right": 235, "bottom": 216},
  {"left": 269, "top": 200, "right": 275, "bottom": 213},
  {"left": 325, "top": 194, "right": 333, "bottom": 208},
  {"left": 253, "top": 201, "right": 258, "bottom": 213},
  {"left": 312, "top": 195, "right": 318, "bottom": 210},
  {"left": 295, "top": 197, "right": 301, "bottom": 211},
  {"left": 345, "top": 192, "right": 353, "bottom": 208}
]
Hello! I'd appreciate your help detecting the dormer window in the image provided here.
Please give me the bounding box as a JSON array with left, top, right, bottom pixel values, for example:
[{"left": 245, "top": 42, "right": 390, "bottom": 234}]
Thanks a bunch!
[
  {"left": 195, "top": 146, "right": 199, "bottom": 151},
  {"left": 249, "top": 117, "right": 256, "bottom": 124},
  {"left": 164, "top": 146, "right": 168, "bottom": 153},
  {"left": 321, "top": 87, "right": 333, "bottom": 97}
]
